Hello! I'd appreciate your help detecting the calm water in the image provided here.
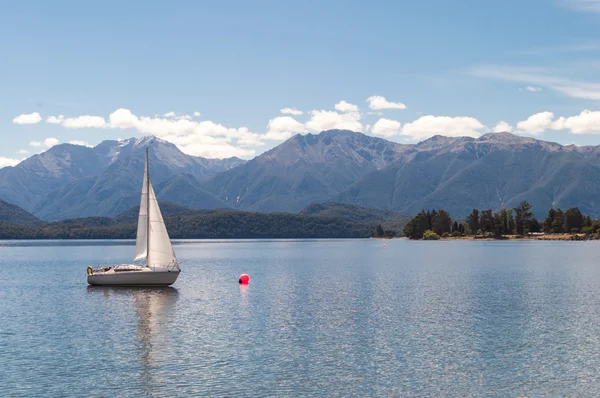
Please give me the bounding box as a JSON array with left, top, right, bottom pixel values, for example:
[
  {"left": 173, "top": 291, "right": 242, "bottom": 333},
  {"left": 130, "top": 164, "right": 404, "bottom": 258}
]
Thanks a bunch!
[{"left": 2, "top": 239, "right": 600, "bottom": 396}]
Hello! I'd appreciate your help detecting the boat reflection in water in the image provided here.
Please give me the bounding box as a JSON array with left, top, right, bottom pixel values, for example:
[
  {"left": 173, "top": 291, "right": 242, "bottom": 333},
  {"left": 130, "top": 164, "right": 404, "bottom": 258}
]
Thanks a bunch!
[{"left": 87, "top": 286, "right": 179, "bottom": 392}]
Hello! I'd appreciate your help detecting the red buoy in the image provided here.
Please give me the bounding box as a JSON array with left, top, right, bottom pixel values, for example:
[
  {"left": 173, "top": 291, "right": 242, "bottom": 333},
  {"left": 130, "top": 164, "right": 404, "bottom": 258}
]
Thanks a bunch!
[
  {"left": 239, "top": 274, "right": 250, "bottom": 284},
  {"left": 383, "top": 243, "right": 387, "bottom": 248}
]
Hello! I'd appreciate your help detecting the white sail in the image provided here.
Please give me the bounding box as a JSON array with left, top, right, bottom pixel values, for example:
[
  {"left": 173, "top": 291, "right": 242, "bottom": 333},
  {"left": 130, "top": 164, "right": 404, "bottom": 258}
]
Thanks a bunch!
[
  {"left": 147, "top": 182, "right": 178, "bottom": 270},
  {"left": 133, "top": 159, "right": 149, "bottom": 262}
]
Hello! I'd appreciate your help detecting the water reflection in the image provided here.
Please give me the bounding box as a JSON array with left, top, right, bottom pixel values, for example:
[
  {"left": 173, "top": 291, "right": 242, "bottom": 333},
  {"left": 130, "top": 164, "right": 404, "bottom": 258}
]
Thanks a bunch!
[{"left": 87, "top": 286, "right": 178, "bottom": 394}]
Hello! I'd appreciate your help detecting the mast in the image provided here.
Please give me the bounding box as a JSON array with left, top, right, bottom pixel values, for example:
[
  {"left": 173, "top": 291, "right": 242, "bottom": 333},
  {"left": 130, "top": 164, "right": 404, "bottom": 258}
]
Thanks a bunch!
[{"left": 146, "top": 147, "right": 151, "bottom": 268}]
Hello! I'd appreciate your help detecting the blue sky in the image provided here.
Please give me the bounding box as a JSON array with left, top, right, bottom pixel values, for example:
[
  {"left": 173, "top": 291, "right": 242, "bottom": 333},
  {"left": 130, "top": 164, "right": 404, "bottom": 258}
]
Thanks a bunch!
[{"left": 1, "top": 0, "right": 600, "bottom": 165}]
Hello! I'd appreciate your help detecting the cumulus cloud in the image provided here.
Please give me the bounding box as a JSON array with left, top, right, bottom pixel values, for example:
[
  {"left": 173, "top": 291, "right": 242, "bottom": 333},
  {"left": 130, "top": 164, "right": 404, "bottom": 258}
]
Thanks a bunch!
[
  {"left": 193, "top": 111, "right": 201, "bottom": 117},
  {"left": 163, "top": 111, "right": 176, "bottom": 117},
  {"left": 517, "top": 109, "right": 600, "bottom": 135},
  {"left": 46, "top": 115, "right": 106, "bottom": 128},
  {"left": 0, "top": 157, "right": 21, "bottom": 168},
  {"left": 47, "top": 115, "right": 64, "bottom": 124},
  {"left": 30, "top": 137, "right": 60, "bottom": 148},
  {"left": 265, "top": 116, "right": 307, "bottom": 141},
  {"left": 305, "top": 110, "right": 362, "bottom": 132},
  {"left": 107, "top": 108, "right": 262, "bottom": 158},
  {"left": 68, "top": 140, "right": 92, "bottom": 147},
  {"left": 371, "top": 118, "right": 401, "bottom": 137},
  {"left": 516, "top": 112, "right": 555, "bottom": 135},
  {"left": 13, "top": 112, "right": 42, "bottom": 124},
  {"left": 555, "top": 110, "right": 600, "bottom": 133},
  {"left": 18, "top": 149, "right": 29, "bottom": 154},
  {"left": 334, "top": 101, "right": 359, "bottom": 113},
  {"left": 64, "top": 116, "right": 106, "bottom": 128},
  {"left": 367, "top": 96, "right": 407, "bottom": 110},
  {"left": 280, "top": 108, "right": 303, "bottom": 116},
  {"left": 401, "top": 115, "right": 485, "bottom": 140},
  {"left": 493, "top": 121, "right": 513, "bottom": 133}
]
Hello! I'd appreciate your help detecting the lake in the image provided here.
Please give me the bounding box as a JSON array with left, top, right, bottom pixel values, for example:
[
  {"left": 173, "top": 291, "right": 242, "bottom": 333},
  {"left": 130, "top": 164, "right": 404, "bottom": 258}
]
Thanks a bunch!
[{"left": 2, "top": 239, "right": 600, "bottom": 396}]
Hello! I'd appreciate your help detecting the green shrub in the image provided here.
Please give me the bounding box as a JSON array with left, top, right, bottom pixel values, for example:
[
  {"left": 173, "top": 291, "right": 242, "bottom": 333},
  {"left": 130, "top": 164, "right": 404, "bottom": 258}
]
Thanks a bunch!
[
  {"left": 423, "top": 230, "right": 440, "bottom": 240},
  {"left": 451, "top": 231, "right": 461, "bottom": 237},
  {"left": 442, "top": 232, "right": 450, "bottom": 238}
]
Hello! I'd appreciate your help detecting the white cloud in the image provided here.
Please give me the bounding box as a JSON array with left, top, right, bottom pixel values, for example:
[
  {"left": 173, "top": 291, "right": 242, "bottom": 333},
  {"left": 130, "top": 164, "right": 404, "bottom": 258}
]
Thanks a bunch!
[
  {"left": 366, "top": 96, "right": 407, "bottom": 110},
  {"left": 401, "top": 115, "right": 485, "bottom": 140},
  {"left": 13, "top": 112, "right": 42, "bottom": 124},
  {"left": 63, "top": 116, "right": 106, "bottom": 128},
  {"left": 305, "top": 110, "right": 362, "bottom": 132},
  {"left": 334, "top": 101, "right": 359, "bottom": 113},
  {"left": 516, "top": 111, "right": 555, "bottom": 135},
  {"left": 470, "top": 64, "right": 600, "bottom": 100},
  {"left": 371, "top": 118, "right": 401, "bottom": 137},
  {"left": 193, "top": 111, "right": 201, "bottom": 117},
  {"left": 107, "top": 108, "right": 262, "bottom": 158},
  {"left": 493, "top": 121, "right": 513, "bottom": 133},
  {"left": 555, "top": 110, "right": 600, "bottom": 133},
  {"left": 18, "top": 149, "right": 29, "bottom": 154},
  {"left": 519, "top": 109, "right": 600, "bottom": 134},
  {"left": 29, "top": 137, "right": 60, "bottom": 148},
  {"left": 68, "top": 140, "right": 92, "bottom": 147},
  {"left": 562, "top": 0, "right": 600, "bottom": 13},
  {"left": 46, "top": 114, "right": 106, "bottom": 128},
  {"left": 47, "top": 115, "right": 64, "bottom": 124},
  {"left": 175, "top": 114, "right": 193, "bottom": 120},
  {"left": 163, "top": 111, "right": 176, "bottom": 117},
  {"left": 265, "top": 116, "right": 307, "bottom": 141},
  {"left": 280, "top": 108, "right": 303, "bottom": 116},
  {"left": 0, "top": 157, "right": 21, "bottom": 168},
  {"left": 524, "top": 86, "right": 542, "bottom": 92}
]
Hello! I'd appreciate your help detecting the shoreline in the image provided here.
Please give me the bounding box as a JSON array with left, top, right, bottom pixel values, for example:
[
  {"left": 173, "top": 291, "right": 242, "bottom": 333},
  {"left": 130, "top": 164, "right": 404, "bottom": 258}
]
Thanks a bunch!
[{"left": 375, "top": 233, "right": 590, "bottom": 241}]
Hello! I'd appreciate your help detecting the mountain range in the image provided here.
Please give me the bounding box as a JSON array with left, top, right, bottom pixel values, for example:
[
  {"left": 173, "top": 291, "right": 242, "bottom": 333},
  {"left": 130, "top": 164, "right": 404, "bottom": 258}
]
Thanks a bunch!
[
  {"left": 1, "top": 130, "right": 600, "bottom": 220},
  {"left": 0, "top": 137, "right": 244, "bottom": 220}
]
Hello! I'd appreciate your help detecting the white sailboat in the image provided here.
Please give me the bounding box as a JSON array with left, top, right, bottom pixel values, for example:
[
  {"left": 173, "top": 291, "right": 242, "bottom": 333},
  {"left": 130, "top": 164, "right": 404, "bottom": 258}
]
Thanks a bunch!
[{"left": 87, "top": 148, "right": 181, "bottom": 286}]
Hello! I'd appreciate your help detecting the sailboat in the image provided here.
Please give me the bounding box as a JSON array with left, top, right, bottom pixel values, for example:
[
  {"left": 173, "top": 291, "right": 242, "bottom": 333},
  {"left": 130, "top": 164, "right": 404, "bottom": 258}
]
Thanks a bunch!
[{"left": 87, "top": 148, "right": 181, "bottom": 286}]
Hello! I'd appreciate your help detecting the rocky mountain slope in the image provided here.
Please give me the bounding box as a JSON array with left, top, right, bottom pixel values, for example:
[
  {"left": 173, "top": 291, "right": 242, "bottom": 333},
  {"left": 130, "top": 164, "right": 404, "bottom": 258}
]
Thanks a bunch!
[
  {"left": 0, "top": 137, "right": 243, "bottom": 220},
  {"left": 335, "top": 132, "right": 600, "bottom": 217},
  {"left": 202, "top": 130, "right": 409, "bottom": 212}
]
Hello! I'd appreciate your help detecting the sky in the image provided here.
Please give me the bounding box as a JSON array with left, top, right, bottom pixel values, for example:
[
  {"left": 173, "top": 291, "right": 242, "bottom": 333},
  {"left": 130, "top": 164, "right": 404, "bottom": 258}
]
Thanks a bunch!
[{"left": 1, "top": 0, "right": 600, "bottom": 166}]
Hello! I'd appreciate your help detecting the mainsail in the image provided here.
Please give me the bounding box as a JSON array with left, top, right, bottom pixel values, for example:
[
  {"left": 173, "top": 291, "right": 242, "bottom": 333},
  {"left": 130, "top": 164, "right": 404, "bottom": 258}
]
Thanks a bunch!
[
  {"left": 133, "top": 159, "right": 149, "bottom": 262},
  {"left": 133, "top": 149, "right": 179, "bottom": 270}
]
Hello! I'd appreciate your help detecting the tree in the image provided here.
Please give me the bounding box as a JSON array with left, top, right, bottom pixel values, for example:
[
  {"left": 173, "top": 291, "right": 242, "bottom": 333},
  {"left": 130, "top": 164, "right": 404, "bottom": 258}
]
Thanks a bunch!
[
  {"left": 564, "top": 207, "right": 584, "bottom": 232},
  {"left": 432, "top": 209, "right": 452, "bottom": 235},
  {"left": 552, "top": 209, "right": 564, "bottom": 233},
  {"left": 466, "top": 209, "right": 480, "bottom": 235},
  {"left": 423, "top": 230, "right": 440, "bottom": 240},
  {"left": 584, "top": 215, "right": 592, "bottom": 228},
  {"left": 374, "top": 224, "right": 384, "bottom": 237},
  {"left": 514, "top": 207, "right": 523, "bottom": 235},
  {"left": 529, "top": 217, "right": 541, "bottom": 233},
  {"left": 514, "top": 200, "right": 533, "bottom": 235},
  {"left": 500, "top": 208, "right": 509, "bottom": 234},
  {"left": 458, "top": 223, "right": 465, "bottom": 234},
  {"left": 493, "top": 212, "right": 504, "bottom": 238},
  {"left": 452, "top": 220, "right": 459, "bottom": 233},
  {"left": 543, "top": 208, "right": 556, "bottom": 233},
  {"left": 403, "top": 212, "right": 430, "bottom": 239},
  {"left": 507, "top": 208, "right": 515, "bottom": 235},
  {"left": 479, "top": 209, "right": 494, "bottom": 233}
]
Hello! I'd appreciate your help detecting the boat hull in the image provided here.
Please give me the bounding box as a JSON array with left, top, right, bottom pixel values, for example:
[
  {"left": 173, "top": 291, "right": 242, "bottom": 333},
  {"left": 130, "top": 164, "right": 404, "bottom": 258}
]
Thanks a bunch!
[{"left": 87, "top": 270, "right": 180, "bottom": 286}]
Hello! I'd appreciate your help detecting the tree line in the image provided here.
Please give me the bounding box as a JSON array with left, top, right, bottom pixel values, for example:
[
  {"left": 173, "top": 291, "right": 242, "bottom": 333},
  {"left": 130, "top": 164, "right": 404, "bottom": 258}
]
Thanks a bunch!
[
  {"left": 402, "top": 201, "right": 600, "bottom": 240},
  {"left": 0, "top": 210, "right": 388, "bottom": 240}
]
